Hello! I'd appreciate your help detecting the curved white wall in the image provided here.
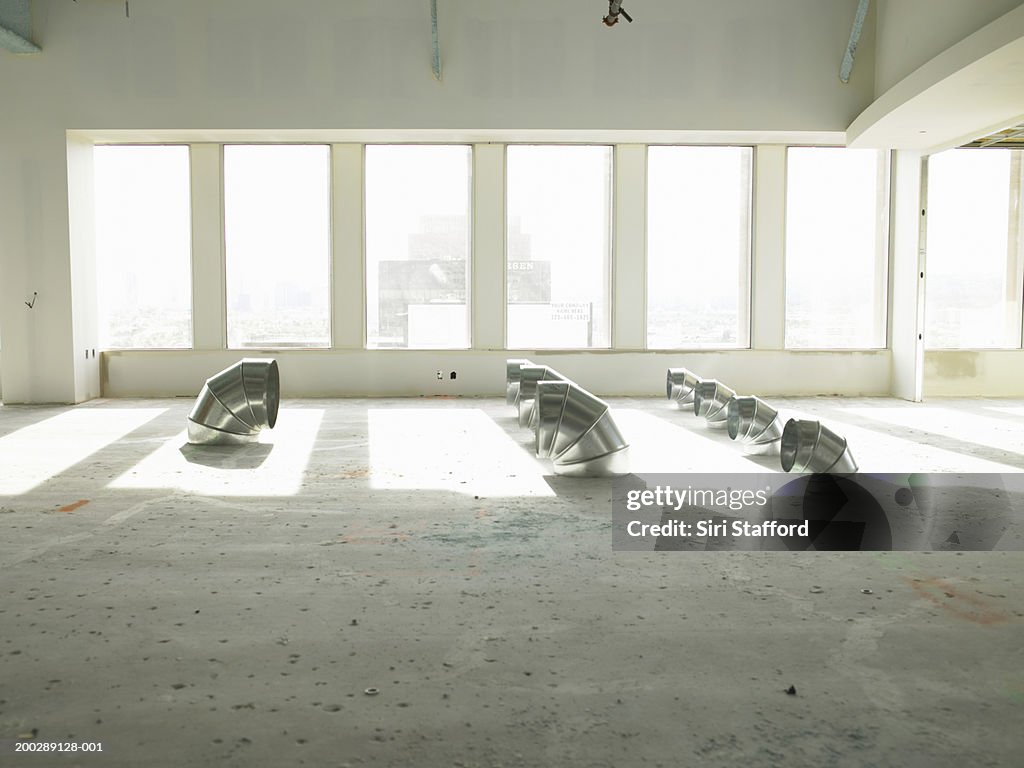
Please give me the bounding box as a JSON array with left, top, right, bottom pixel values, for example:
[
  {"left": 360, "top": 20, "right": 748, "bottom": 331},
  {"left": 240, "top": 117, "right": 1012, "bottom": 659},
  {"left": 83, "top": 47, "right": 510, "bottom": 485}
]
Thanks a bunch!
[{"left": 874, "top": 0, "right": 1023, "bottom": 96}]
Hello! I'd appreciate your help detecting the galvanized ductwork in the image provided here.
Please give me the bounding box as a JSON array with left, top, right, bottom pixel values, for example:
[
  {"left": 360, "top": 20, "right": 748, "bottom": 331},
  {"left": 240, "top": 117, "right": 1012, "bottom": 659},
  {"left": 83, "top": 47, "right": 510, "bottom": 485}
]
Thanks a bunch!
[
  {"left": 187, "top": 359, "right": 280, "bottom": 445},
  {"left": 727, "top": 396, "right": 783, "bottom": 454},
  {"left": 693, "top": 380, "right": 736, "bottom": 428},
  {"left": 517, "top": 365, "right": 567, "bottom": 428},
  {"left": 666, "top": 368, "right": 701, "bottom": 407},
  {"left": 505, "top": 358, "right": 533, "bottom": 405},
  {"left": 533, "top": 380, "right": 629, "bottom": 476},
  {"left": 780, "top": 419, "right": 858, "bottom": 473}
]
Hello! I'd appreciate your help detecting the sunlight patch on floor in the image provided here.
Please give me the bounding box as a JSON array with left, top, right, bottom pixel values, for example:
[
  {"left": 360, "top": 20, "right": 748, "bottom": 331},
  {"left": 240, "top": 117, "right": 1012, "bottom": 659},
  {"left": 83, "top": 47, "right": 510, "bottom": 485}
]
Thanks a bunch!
[
  {"left": 842, "top": 406, "right": 1024, "bottom": 467},
  {"left": 0, "top": 408, "right": 167, "bottom": 495},
  {"left": 109, "top": 409, "right": 324, "bottom": 496},
  {"left": 613, "top": 408, "right": 772, "bottom": 473},
  {"left": 369, "top": 409, "right": 554, "bottom": 497}
]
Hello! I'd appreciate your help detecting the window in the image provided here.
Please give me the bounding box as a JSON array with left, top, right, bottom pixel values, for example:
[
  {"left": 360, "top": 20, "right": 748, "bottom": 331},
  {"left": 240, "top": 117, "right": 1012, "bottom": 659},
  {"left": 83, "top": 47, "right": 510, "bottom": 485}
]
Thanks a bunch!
[
  {"left": 94, "top": 145, "right": 192, "bottom": 349},
  {"left": 785, "top": 147, "right": 888, "bottom": 349},
  {"left": 365, "top": 145, "right": 471, "bottom": 349},
  {"left": 925, "top": 149, "right": 1023, "bottom": 349},
  {"left": 647, "top": 146, "right": 752, "bottom": 348},
  {"left": 506, "top": 145, "right": 612, "bottom": 349},
  {"left": 224, "top": 145, "right": 331, "bottom": 348}
]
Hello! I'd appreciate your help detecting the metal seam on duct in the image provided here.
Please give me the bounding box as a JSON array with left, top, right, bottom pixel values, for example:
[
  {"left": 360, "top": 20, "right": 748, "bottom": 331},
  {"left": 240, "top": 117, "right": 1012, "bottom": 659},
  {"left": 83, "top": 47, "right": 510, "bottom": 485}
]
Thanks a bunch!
[
  {"left": 523, "top": 371, "right": 629, "bottom": 477},
  {"left": 694, "top": 380, "right": 736, "bottom": 427},
  {"left": 666, "top": 368, "right": 701, "bottom": 406},
  {"left": 550, "top": 407, "right": 606, "bottom": 462},
  {"left": 780, "top": 419, "right": 857, "bottom": 474},
  {"left": 506, "top": 358, "right": 532, "bottom": 405},
  {"left": 727, "top": 396, "right": 783, "bottom": 454},
  {"left": 208, "top": 387, "right": 258, "bottom": 434}
]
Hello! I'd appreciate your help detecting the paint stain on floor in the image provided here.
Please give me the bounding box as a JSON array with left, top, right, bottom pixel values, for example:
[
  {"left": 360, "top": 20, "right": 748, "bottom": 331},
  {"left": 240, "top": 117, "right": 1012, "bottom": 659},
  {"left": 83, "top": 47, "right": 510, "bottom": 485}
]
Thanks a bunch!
[
  {"left": 908, "top": 576, "right": 1012, "bottom": 625},
  {"left": 58, "top": 499, "right": 90, "bottom": 513}
]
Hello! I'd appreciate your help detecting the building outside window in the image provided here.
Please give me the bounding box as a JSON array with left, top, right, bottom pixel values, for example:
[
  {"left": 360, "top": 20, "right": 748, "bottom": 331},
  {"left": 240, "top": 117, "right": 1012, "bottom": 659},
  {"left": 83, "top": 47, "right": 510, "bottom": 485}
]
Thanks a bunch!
[
  {"left": 506, "top": 145, "right": 612, "bottom": 349},
  {"left": 365, "top": 145, "right": 472, "bottom": 349}
]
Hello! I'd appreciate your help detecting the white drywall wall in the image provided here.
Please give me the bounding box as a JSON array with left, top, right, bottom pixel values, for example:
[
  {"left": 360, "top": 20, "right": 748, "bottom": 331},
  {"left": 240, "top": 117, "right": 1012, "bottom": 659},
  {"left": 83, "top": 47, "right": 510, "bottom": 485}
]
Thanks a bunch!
[
  {"left": 925, "top": 350, "right": 1024, "bottom": 396},
  {"left": 102, "top": 349, "right": 892, "bottom": 399},
  {"left": 0, "top": 0, "right": 891, "bottom": 402},
  {"left": 888, "top": 150, "right": 925, "bottom": 400}
]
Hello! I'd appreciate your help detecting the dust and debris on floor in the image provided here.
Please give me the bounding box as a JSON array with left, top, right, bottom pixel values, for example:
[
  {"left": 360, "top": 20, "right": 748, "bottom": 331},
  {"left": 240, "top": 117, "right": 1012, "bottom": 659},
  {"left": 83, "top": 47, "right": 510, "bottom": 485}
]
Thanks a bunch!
[{"left": 0, "top": 396, "right": 1022, "bottom": 767}]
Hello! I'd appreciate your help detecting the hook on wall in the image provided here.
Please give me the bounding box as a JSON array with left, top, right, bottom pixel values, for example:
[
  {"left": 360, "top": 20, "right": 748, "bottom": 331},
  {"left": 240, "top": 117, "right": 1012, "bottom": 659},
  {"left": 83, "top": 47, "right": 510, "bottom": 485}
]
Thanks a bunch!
[{"left": 25, "top": 292, "right": 37, "bottom": 309}]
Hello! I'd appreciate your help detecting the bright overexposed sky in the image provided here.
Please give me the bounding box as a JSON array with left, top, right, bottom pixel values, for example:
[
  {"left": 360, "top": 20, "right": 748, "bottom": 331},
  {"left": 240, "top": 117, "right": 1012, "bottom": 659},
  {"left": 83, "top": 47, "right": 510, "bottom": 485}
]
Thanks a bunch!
[
  {"left": 646, "top": 145, "right": 751, "bottom": 346},
  {"left": 94, "top": 145, "right": 192, "bottom": 347},
  {"left": 785, "top": 146, "right": 885, "bottom": 348}
]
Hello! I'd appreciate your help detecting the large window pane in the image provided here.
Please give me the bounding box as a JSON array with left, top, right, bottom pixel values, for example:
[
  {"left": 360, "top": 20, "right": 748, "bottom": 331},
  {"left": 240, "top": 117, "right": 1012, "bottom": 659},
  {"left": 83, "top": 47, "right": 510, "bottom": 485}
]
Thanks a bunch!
[
  {"left": 506, "top": 146, "right": 611, "bottom": 349},
  {"left": 925, "top": 149, "right": 1022, "bottom": 349},
  {"left": 94, "top": 145, "right": 192, "bottom": 349},
  {"left": 224, "top": 145, "right": 330, "bottom": 348},
  {"left": 647, "top": 146, "right": 752, "bottom": 348},
  {"left": 365, "top": 146, "right": 471, "bottom": 349},
  {"left": 785, "top": 147, "right": 888, "bottom": 349}
]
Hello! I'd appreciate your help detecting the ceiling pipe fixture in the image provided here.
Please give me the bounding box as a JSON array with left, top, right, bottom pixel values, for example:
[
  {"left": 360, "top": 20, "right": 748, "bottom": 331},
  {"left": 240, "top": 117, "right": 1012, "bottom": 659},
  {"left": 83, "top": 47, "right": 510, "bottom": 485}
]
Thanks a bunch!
[
  {"left": 429, "top": 0, "right": 441, "bottom": 80},
  {"left": 839, "top": 0, "right": 870, "bottom": 83},
  {"left": 603, "top": 0, "right": 633, "bottom": 27}
]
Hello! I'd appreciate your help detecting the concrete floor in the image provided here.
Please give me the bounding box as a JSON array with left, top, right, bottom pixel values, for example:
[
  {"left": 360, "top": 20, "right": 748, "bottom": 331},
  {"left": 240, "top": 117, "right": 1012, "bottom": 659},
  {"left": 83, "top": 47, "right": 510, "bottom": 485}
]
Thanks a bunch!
[{"left": 1, "top": 396, "right": 1022, "bottom": 767}]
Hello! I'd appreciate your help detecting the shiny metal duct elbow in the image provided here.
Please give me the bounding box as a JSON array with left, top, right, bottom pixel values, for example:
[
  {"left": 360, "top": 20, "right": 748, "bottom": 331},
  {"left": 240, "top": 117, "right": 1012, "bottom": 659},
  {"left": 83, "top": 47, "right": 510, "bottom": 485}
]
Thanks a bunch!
[
  {"left": 666, "top": 368, "right": 701, "bottom": 407},
  {"left": 693, "top": 380, "right": 736, "bottom": 428},
  {"left": 534, "top": 380, "right": 630, "bottom": 476},
  {"left": 727, "top": 396, "right": 783, "bottom": 454},
  {"left": 517, "top": 365, "right": 567, "bottom": 428},
  {"left": 187, "top": 358, "right": 280, "bottom": 445},
  {"left": 780, "top": 419, "right": 858, "bottom": 473},
  {"left": 506, "top": 358, "right": 533, "bottom": 406}
]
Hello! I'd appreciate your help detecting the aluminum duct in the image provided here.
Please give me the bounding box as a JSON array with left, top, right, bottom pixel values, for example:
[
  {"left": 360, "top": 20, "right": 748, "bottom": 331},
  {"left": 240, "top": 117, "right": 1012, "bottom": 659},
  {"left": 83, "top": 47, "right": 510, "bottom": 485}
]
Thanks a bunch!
[
  {"left": 693, "top": 380, "right": 736, "bottom": 428},
  {"left": 727, "top": 396, "right": 783, "bottom": 454},
  {"left": 533, "top": 379, "right": 630, "bottom": 476},
  {"left": 187, "top": 358, "right": 280, "bottom": 445},
  {"left": 780, "top": 419, "right": 858, "bottom": 473},
  {"left": 505, "top": 358, "right": 533, "bottom": 406},
  {"left": 517, "top": 365, "right": 567, "bottom": 428},
  {"left": 533, "top": 380, "right": 572, "bottom": 458},
  {"left": 666, "top": 367, "right": 701, "bottom": 407}
]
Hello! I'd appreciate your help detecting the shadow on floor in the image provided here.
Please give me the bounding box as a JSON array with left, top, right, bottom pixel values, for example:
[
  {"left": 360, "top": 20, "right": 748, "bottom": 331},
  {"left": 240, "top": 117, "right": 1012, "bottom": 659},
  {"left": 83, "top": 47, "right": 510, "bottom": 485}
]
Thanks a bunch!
[{"left": 178, "top": 442, "right": 274, "bottom": 469}]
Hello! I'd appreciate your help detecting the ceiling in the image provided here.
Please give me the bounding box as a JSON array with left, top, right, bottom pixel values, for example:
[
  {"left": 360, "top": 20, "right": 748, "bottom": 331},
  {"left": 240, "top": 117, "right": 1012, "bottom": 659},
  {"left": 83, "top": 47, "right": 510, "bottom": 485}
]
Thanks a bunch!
[
  {"left": 848, "top": 3, "right": 1024, "bottom": 153},
  {"left": 961, "top": 122, "right": 1024, "bottom": 148}
]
